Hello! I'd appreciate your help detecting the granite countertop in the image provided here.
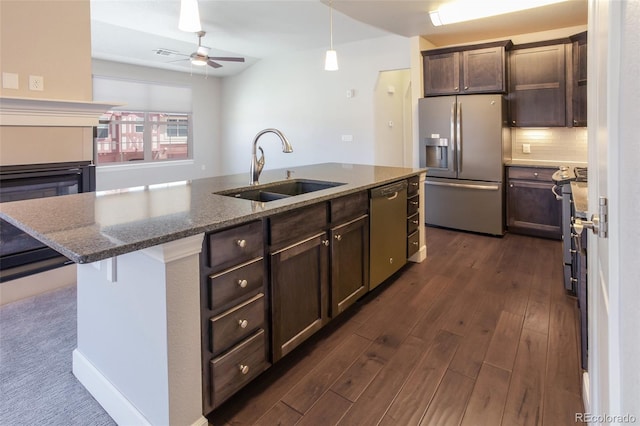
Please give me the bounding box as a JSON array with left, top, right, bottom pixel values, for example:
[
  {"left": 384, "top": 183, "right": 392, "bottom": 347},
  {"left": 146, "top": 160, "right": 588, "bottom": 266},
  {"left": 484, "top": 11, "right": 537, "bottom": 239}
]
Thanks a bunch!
[
  {"left": 571, "top": 181, "right": 589, "bottom": 219},
  {"left": 506, "top": 159, "right": 588, "bottom": 168},
  {"left": 0, "top": 163, "right": 425, "bottom": 264}
]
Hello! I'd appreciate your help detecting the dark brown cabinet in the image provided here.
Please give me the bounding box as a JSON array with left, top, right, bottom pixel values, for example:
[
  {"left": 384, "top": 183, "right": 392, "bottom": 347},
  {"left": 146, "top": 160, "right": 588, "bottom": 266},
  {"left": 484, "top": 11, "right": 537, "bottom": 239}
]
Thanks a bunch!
[
  {"left": 271, "top": 232, "right": 329, "bottom": 362},
  {"left": 570, "top": 31, "right": 588, "bottom": 127},
  {"left": 201, "top": 220, "right": 270, "bottom": 412},
  {"left": 506, "top": 166, "right": 561, "bottom": 239},
  {"left": 330, "top": 215, "right": 369, "bottom": 317},
  {"left": 509, "top": 41, "right": 568, "bottom": 127},
  {"left": 422, "top": 41, "right": 511, "bottom": 97},
  {"left": 407, "top": 175, "right": 420, "bottom": 258}
]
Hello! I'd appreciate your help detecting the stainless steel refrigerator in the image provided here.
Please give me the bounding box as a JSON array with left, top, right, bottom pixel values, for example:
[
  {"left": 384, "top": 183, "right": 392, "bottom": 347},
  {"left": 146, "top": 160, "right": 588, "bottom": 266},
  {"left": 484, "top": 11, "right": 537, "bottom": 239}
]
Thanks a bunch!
[{"left": 418, "top": 94, "right": 511, "bottom": 235}]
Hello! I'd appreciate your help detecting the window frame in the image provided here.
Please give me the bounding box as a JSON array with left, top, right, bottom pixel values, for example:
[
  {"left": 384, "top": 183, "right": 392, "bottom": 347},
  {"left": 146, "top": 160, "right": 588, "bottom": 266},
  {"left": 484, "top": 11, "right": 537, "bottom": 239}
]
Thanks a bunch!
[{"left": 95, "top": 111, "right": 193, "bottom": 165}]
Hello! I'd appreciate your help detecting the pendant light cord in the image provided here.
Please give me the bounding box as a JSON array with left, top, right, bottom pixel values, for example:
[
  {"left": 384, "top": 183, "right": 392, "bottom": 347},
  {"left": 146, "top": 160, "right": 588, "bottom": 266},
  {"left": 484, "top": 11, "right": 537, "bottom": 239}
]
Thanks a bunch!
[{"left": 329, "top": 0, "right": 334, "bottom": 49}]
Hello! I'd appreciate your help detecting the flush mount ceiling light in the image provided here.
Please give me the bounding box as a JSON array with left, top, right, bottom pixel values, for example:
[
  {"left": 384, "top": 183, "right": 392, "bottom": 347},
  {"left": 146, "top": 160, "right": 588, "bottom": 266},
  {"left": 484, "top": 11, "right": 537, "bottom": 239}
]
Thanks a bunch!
[
  {"left": 179, "top": 0, "right": 202, "bottom": 32},
  {"left": 324, "top": 0, "right": 338, "bottom": 71},
  {"left": 429, "top": 0, "right": 568, "bottom": 27}
]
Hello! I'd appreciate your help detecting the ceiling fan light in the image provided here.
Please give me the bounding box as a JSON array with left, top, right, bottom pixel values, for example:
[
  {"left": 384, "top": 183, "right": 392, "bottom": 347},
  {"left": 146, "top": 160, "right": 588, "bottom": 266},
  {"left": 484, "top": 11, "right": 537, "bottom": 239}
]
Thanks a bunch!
[
  {"left": 325, "top": 50, "right": 339, "bottom": 71},
  {"left": 179, "top": 0, "right": 202, "bottom": 32},
  {"left": 191, "top": 56, "right": 207, "bottom": 66}
]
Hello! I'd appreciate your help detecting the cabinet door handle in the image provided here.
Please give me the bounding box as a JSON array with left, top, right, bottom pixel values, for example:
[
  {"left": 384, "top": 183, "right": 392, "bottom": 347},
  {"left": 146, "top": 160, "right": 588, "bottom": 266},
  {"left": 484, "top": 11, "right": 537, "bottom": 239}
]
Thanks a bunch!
[
  {"left": 454, "top": 86, "right": 459, "bottom": 91},
  {"left": 236, "top": 239, "right": 247, "bottom": 248},
  {"left": 509, "top": 184, "right": 514, "bottom": 188},
  {"left": 239, "top": 364, "right": 250, "bottom": 375},
  {"left": 464, "top": 86, "right": 469, "bottom": 90},
  {"left": 533, "top": 172, "right": 539, "bottom": 177},
  {"left": 412, "top": 241, "right": 419, "bottom": 246},
  {"left": 512, "top": 120, "right": 516, "bottom": 125},
  {"left": 237, "top": 279, "right": 248, "bottom": 288},
  {"left": 410, "top": 182, "right": 419, "bottom": 187},
  {"left": 411, "top": 220, "right": 419, "bottom": 225},
  {"left": 238, "top": 319, "right": 248, "bottom": 329},
  {"left": 334, "top": 234, "right": 342, "bottom": 241},
  {"left": 322, "top": 239, "right": 330, "bottom": 246},
  {"left": 410, "top": 201, "right": 419, "bottom": 206}
]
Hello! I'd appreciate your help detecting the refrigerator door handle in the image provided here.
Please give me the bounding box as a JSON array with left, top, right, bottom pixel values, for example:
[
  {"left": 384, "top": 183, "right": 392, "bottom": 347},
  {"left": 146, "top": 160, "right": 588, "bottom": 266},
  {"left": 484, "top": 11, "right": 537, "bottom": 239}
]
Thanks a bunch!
[
  {"left": 456, "top": 101, "right": 462, "bottom": 175},
  {"left": 425, "top": 180, "right": 500, "bottom": 191},
  {"left": 450, "top": 101, "right": 456, "bottom": 173}
]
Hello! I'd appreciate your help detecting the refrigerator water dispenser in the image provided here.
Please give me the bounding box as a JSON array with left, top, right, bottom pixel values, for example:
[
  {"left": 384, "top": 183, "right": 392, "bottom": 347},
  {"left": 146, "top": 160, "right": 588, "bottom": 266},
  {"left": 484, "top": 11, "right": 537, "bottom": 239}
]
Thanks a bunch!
[{"left": 424, "top": 137, "right": 449, "bottom": 169}]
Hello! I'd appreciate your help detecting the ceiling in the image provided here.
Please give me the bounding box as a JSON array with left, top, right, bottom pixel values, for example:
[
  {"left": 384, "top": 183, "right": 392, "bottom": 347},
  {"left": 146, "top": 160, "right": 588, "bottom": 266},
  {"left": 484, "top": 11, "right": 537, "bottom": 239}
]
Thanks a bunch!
[{"left": 90, "top": 0, "right": 588, "bottom": 77}]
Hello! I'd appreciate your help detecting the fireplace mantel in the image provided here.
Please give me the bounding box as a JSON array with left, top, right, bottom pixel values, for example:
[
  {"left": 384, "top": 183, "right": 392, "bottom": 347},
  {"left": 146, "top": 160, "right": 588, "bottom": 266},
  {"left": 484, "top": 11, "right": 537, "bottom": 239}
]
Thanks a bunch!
[{"left": 0, "top": 96, "right": 122, "bottom": 127}]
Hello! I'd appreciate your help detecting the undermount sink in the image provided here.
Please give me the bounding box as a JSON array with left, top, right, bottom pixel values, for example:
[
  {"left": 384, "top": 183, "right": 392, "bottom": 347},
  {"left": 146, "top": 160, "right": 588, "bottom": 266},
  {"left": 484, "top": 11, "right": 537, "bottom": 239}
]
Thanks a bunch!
[{"left": 216, "top": 179, "right": 345, "bottom": 202}]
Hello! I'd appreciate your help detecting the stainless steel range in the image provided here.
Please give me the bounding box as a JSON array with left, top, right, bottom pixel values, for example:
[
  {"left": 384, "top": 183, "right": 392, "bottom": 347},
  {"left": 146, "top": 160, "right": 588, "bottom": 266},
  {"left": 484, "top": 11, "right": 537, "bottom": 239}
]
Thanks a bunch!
[
  {"left": 552, "top": 166, "right": 577, "bottom": 293},
  {"left": 552, "top": 165, "right": 588, "bottom": 369}
]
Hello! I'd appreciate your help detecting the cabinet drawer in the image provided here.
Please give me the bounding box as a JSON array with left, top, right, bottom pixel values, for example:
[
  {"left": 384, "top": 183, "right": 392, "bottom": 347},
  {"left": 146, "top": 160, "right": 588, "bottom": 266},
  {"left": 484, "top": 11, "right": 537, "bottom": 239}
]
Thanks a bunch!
[
  {"left": 407, "top": 230, "right": 420, "bottom": 257},
  {"left": 209, "top": 258, "right": 264, "bottom": 313},
  {"left": 211, "top": 293, "right": 265, "bottom": 355},
  {"left": 407, "top": 194, "right": 420, "bottom": 216},
  {"left": 330, "top": 191, "right": 368, "bottom": 223},
  {"left": 211, "top": 329, "right": 269, "bottom": 408},
  {"left": 208, "top": 221, "right": 263, "bottom": 272},
  {"left": 507, "top": 166, "right": 555, "bottom": 181},
  {"left": 270, "top": 202, "right": 328, "bottom": 247},
  {"left": 407, "top": 176, "right": 420, "bottom": 196},
  {"left": 407, "top": 213, "right": 420, "bottom": 235}
]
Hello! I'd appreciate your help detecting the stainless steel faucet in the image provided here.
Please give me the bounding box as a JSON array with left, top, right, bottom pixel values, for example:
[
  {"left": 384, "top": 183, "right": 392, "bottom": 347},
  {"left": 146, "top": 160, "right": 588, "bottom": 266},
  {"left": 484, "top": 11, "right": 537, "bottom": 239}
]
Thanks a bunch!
[{"left": 250, "top": 128, "right": 293, "bottom": 185}]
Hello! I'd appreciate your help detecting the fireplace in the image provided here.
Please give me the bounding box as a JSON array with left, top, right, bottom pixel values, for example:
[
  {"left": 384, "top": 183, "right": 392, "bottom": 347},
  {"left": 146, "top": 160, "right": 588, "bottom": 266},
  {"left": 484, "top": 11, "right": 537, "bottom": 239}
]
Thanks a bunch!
[{"left": 0, "top": 161, "right": 95, "bottom": 282}]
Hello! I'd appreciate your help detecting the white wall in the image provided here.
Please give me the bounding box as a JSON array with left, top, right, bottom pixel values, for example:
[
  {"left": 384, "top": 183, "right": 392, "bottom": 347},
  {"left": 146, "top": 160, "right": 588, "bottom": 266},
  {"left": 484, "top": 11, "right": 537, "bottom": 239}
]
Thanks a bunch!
[
  {"left": 219, "top": 35, "right": 411, "bottom": 176},
  {"left": 92, "top": 60, "right": 222, "bottom": 190}
]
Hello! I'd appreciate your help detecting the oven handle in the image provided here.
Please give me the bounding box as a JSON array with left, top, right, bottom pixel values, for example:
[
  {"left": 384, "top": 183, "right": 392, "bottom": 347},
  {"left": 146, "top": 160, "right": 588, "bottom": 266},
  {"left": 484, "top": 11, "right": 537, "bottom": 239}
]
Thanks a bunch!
[{"left": 551, "top": 184, "right": 563, "bottom": 201}]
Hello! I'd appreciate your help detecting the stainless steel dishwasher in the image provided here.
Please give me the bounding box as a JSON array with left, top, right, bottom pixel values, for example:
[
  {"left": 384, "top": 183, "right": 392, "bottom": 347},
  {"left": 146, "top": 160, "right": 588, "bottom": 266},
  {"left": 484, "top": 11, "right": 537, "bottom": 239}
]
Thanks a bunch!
[{"left": 369, "top": 180, "right": 407, "bottom": 290}]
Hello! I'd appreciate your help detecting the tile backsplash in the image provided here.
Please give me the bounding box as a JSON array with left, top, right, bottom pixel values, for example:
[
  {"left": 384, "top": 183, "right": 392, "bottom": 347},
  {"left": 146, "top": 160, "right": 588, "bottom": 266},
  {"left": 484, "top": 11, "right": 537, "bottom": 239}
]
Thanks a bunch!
[{"left": 511, "top": 127, "right": 588, "bottom": 163}]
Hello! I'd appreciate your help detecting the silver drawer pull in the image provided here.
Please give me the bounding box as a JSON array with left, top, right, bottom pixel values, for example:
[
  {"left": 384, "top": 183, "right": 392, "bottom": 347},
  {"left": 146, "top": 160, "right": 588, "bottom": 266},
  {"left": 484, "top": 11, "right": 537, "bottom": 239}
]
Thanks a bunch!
[
  {"left": 236, "top": 239, "right": 247, "bottom": 248},
  {"left": 322, "top": 239, "right": 330, "bottom": 246},
  {"left": 239, "top": 364, "right": 250, "bottom": 375},
  {"left": 410, "top": 182, "right": 419, "bottom": 187},
  {"left": 411, "top": 220, "right": 419, "bottom": 225},
  {"left": 533, "top": 172, "right": 539, "bottom": 177},
  {"left": 334, "top": 234, "right": 342, "bottom": 241},
  {"left": 412, "top": 241, "right": 419, "bottom": 246},
  {"left": 410, "top": 201, "right": 419, "bottom": 206},
  {"left": 238, "top": 319, "right": 248, "bottom": 329},
  {"left": 237, "top": 279, "right": 248, "bottom": 288}
]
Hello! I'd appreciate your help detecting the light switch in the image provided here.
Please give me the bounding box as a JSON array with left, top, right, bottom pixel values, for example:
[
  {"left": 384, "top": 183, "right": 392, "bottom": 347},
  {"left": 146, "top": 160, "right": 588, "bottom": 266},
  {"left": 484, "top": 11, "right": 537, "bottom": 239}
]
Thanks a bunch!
[
  {"left": 341, "top": 135, "right": 353, "bottom": 142},
  {"left": 2, "top": 72, "right": 19, "bottom": 89},
  {"left": 523, "top": 143, "right": 531, "bottom": 154}
]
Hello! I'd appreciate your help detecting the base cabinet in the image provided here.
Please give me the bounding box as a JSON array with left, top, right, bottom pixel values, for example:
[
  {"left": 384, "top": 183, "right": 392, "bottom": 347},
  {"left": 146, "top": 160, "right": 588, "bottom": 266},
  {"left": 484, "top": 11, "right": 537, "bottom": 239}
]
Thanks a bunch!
[
  {"left": 330, "top": 215, "right": 369, "bottom": 316},
  {"left": 271, "top": 232, "right": 329, "bottom": 362},
  {"left": 507, "top": 166, "right": 561, "bottom": 239}
]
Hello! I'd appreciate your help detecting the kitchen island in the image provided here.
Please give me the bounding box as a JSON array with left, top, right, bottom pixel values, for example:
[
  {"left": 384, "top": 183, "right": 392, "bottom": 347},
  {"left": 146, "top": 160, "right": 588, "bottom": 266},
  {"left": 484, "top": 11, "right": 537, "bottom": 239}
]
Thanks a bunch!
[{"left": 0, "top": 163, "right": 426, "bottom": 426}]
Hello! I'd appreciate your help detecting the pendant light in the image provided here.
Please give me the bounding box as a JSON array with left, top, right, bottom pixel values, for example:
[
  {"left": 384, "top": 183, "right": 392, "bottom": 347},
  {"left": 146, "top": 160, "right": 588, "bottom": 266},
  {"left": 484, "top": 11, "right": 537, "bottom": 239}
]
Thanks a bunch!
[
  {"left": 179, "top": 0, "right": 202, "bottom": 32},
  {"left": 324, "top": 0, "right": 338, "bottom": 71}
]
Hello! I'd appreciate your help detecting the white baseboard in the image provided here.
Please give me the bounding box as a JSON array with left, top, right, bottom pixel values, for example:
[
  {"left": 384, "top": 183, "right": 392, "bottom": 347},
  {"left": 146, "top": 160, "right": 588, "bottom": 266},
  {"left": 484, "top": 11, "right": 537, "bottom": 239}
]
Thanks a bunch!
[
  {"left": 73, "top": 349, "right": 152, "bottom": 426},
  {"left": 582, "top": 371, "right": 591, "bottom": 413},
  {"left": 0, "top": 265, "right": 76, "bottom": 306},
  {"left": 409, "top": 245, "right": 427, "bottom": 263},
  {"left": 72, "top": 349, "right": 209, "bottom": 426}
]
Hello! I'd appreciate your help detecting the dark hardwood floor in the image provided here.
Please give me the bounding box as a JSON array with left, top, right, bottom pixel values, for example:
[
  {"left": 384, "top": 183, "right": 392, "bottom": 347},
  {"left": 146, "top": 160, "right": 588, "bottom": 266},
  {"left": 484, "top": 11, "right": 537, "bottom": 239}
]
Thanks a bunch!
[{"left": 209, "top": 226, "right": 585, "bottom": 426}]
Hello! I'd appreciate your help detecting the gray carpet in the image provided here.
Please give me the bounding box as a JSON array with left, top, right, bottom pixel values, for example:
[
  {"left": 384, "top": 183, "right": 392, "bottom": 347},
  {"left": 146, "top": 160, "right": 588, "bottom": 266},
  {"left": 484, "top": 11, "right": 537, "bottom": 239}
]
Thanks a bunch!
[{"left": 0, "top": 285, "right": 116, "bottom": 425}]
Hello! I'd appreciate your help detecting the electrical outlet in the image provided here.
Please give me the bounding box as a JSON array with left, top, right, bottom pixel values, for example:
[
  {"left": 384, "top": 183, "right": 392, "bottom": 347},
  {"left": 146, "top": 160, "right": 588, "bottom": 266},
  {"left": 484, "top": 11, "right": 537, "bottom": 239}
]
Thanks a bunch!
[{"left": 29, "top": 75, "right": 44, "bottom": 91}]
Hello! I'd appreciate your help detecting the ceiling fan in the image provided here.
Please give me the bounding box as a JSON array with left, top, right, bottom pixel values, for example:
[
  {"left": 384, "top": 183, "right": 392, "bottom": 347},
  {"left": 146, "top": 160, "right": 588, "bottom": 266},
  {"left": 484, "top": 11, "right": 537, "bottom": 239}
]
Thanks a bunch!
[{"left": 161, "top": 31, "right": 245, "bottom": 69}]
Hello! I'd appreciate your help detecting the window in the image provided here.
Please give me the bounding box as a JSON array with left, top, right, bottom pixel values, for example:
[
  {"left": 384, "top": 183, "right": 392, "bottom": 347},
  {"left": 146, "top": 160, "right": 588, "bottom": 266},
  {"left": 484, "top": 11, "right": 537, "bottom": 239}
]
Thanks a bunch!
[{"left": 95, "top": 111, "right": 191, "bottom": 164}]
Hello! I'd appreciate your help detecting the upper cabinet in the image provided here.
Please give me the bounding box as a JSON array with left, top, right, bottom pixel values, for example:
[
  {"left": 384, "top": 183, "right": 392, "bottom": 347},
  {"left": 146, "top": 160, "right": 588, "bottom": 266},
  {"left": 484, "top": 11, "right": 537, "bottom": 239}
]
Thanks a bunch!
[
  {"left": 422, "top": 41, "right": 512, "bottom": 97},
  {"left": 508, "top": 40, "right": 569, "bottom": 127},
  {"left": 569, "top": 31, "right": 588, "bottom": 127}
]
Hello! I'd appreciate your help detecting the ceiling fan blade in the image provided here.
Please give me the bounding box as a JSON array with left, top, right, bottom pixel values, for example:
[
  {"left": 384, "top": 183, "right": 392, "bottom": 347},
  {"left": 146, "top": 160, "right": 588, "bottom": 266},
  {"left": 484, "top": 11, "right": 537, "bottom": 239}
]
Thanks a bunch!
[
  {"left": 208, "top": 56, "right": 245, "bottom": 63},
  {"left": 166, "top": 58, "right": 189, "bottom": 63},
  {"left": 207, "top": 60, "right": 223, "bottom": 69}
]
